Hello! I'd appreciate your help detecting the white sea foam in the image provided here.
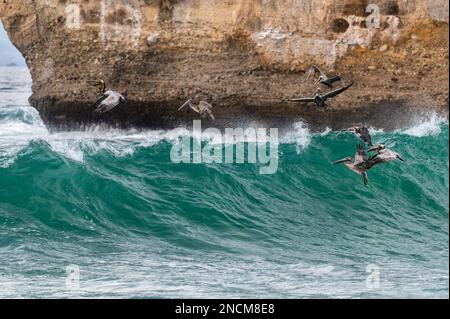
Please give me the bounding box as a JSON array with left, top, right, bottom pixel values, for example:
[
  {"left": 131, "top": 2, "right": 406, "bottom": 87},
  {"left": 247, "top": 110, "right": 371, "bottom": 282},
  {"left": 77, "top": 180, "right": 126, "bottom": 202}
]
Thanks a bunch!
[
  {"left": 0, "top": 106, "right": 285, "bottom": 166},
  {"left": 0, "top": 114, "right": 48, "bottom": 167},
  {"left": 282, "top": 121, "right": 312, "bottom": 153},
  {"left": 399, "top": 113, "right": 447, "bottom": 137},
  {"left": 0, "top": 107, "right": 192, "bottom": 166},
  {"left": 319, "top": 127, "right": 332, "bottom": 136},
  {"left": 368, "top": 127, "right": 385, "bottom": 135}
]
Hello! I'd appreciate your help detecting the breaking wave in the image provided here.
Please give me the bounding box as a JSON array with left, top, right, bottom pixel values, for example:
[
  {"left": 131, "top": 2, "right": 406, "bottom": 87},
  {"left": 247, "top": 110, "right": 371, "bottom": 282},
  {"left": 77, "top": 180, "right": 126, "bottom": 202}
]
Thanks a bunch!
[{"left": 0, "top": 67, "right": 448, "bottom": 298}]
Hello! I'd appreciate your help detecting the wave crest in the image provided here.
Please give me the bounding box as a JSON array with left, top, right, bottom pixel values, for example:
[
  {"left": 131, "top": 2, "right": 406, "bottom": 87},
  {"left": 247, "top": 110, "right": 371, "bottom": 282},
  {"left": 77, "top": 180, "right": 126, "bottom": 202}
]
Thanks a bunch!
[{"left": 399, "top": 113, "right": 447, "bottom": 137}]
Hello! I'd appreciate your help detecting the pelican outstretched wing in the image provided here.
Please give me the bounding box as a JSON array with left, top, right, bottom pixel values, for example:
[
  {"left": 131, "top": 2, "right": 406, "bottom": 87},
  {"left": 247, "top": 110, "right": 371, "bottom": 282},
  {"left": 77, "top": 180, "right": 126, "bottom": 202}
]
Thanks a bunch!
[
  {"left": 354, "top": 144, "right": 368, "bottom": 166},
  {"left": 202, "top": 108, "right": 215, "bottom": 121},
  {"left": 92, "top": 93, "right": 108, "bottom": 109},
  {"left": 323, "top": 82, "right": 353, "bottom": 99},
  {"left": 363, "top": 154, "right": 385, "bottom": 170},
  {"left": 326, "top": 75, "right": 342, "bottom": 84},
  {"left": 199, "top": 101, "right": 215, "bottom": 121},
  {"left": 288, "top": 97, "right": 315, "bottom": 103}
]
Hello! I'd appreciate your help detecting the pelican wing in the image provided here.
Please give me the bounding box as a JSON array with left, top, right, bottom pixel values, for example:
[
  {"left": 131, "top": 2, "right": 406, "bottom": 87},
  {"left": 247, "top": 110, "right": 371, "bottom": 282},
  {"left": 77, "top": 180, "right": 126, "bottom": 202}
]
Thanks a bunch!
[
  {"left": 288, "top": 96, "right": 315, "bottom": 103},
  {"left": 120, "top": 90, "right": 128, "bottom": 101},
  {"left": 363, "top": 154, "right": 385, "bottom": 170},
  {"left": 354, "top": 144, "right": 368, "bottom": 166},
  {"left": 199, "top": 101, "right": 213, "bottom": 110},
  {"left": 92, "top": 93, "right": 109, "bottom": 109},
  {"left": 323, "top": 82, "right": 353, "bottom": 100},
  {"left": 94, "top": 91, "right": 122, "bottom": 113},
  {"left": 203, "top": 108, "right": 215, "bottom": 121},
  {"left": 199, "top": 101, "right": 215, "bottom": 121},
  {"left": 326, "top": 75, "right": 342, "bottom": 84},
  {"left": 190, "top": 105, "right": 200, "bottom": 114}
]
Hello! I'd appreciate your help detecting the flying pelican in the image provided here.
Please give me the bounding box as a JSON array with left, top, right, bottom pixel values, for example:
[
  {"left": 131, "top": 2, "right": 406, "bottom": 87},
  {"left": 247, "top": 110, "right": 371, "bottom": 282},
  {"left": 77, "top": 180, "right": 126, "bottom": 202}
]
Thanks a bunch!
[
  {"left": 334, "top": 144, "right": 405, "bottom": 185},
  {"left": 307, "top": 65, "right": 342, "bottom": 88},
  {"left": 289, "top": 82, "right": 353, "bottom": 109},
  {"left": 178, "top": 95, "right": 215, "bottom": 121},
  {"left": 333, "top": 144, "right": 373, "bottom": 185},
  {"left": 367, "top": 145, "right": 405, "bottom": 162},
  {"left": 88, "top": 80, "right": 127, "bottom": 114},
  {"left": 343, "top": 125, "right": 373, "bottom": 146}
]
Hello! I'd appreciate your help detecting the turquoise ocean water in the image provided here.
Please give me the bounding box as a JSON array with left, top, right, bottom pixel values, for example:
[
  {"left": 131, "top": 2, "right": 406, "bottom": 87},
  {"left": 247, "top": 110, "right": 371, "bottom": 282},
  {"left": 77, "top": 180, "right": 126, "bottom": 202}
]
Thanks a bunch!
[{"left": 0, "top": 67, "right": 448, "bottom": 298}]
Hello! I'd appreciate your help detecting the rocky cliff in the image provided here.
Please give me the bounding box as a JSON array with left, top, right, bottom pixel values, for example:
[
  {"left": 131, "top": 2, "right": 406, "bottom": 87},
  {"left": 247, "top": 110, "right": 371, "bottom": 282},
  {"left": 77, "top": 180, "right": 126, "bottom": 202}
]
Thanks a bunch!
[{"left": 0, "top": 0, "right": 448, "bottom": 130}]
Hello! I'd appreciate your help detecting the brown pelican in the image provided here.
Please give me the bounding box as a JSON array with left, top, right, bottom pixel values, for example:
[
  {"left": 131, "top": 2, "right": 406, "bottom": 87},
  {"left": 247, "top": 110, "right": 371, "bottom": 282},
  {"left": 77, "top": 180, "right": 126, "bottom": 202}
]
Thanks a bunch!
[
  {"left": 334, "top": 144, "right": 405, "bottom": 185},
  {"left": 343, "top": 125, "right": 373, "bottom": 146},
  {"left": 289, "top": 82, "right": 353, "bottom": 109},
  {"left": 333, "top": 144, "right": 372, "bottom": 185},
  {"left": 178, "top": 95, "right": 215, "bottom": 121},
  {"left": 88, "top": 80, "right": 127, "bottom": 114},
  {"left": 368, "top": 145, "right": 405, "bottom": 162},
  {"left": 307, "top": 65, "right": 342, "bottom": 88}
]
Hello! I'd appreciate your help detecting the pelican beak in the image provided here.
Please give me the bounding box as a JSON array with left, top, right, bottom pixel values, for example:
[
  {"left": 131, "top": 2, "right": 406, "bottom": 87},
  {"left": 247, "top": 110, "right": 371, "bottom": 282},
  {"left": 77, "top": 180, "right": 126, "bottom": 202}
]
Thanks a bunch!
[
  {"left": 314, "top": 78, "right": 321, "bottom": 85},
  {"left": 333, "top": 158, "right": 348, "bottom": 164},
  {"left": 87, "top": 80, "right": 99, "bottom": 86},
  {"left": 178, "top": 99, "right": 192, "bottom": 111}
]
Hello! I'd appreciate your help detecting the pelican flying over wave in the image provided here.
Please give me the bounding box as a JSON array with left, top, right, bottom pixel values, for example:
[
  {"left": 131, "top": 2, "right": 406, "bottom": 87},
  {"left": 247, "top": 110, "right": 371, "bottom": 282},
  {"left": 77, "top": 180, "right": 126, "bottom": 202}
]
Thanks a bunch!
[{"left": 289, "top": 82, "right": 353, "bottom": 109}]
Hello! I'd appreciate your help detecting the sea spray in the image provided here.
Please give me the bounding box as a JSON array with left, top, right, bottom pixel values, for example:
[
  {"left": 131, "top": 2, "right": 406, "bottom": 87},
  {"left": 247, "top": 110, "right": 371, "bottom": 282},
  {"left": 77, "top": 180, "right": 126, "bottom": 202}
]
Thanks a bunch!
[
  {"left": 282, "top": 121, "right": 312, "bottom": 153},
  {"left": 400, "top": 113, "right": 447, "bottom": 137}
]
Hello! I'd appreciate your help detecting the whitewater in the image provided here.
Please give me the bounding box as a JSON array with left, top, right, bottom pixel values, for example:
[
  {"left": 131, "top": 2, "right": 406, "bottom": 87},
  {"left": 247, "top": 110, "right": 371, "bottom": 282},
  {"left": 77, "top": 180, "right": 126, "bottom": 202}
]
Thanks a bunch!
[{"left": 0, "top": 67, "right": 448, "bottom": 298}]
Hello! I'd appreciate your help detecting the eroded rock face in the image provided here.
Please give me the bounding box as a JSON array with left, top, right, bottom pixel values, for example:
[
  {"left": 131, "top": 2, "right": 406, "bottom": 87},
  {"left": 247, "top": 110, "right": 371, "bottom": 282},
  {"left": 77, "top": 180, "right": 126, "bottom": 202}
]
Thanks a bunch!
[{"left": 0, "top": 0, "right": 448, "bottom": 129}]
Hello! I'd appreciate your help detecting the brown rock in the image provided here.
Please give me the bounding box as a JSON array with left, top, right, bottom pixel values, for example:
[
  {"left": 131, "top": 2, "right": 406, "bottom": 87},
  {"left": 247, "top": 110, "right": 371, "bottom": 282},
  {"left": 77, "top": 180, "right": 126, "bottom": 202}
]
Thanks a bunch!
[
  {"left": 379, "top": 44, "right": 389, "bottom": 52},
  {"left": 0, "top": 0, "right": 447, "bottom": 129}
]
